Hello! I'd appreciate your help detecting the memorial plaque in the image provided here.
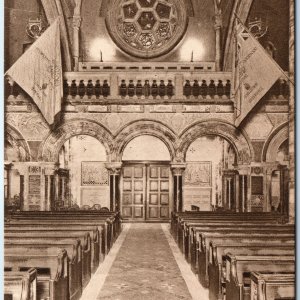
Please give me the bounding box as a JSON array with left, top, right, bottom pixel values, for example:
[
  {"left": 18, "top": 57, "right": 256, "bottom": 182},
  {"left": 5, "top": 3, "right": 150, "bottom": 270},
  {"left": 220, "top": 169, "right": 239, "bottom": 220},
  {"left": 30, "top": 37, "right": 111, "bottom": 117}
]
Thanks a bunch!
[
  {"left": 81, "top": 187, "right": 109, "bottom": 208},
  {"left": 28, "top": 175, "right": 41, "bottom": 195},
  {"left": 251, "top": 176, "right": 263, "bottom": 195}
]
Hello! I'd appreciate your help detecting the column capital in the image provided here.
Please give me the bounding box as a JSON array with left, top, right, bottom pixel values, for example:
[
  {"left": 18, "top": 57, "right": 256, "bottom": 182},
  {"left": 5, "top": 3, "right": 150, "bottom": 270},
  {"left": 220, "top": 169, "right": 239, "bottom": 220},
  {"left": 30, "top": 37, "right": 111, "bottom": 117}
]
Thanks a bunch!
[
  {"left": 105, "top": 162, "right": 122, "bottom": 175},
  {"left": 214, "top": 12, "right": 222, "bottom": 29},
  {"left": 171, "top": 163, "right": 186, "bottom": 176}
]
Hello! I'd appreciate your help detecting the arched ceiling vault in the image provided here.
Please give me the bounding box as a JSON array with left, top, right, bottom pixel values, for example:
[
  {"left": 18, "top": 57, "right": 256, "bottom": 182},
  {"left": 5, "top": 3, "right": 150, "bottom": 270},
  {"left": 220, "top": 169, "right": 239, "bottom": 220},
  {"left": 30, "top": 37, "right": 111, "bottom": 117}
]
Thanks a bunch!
[
  {"left": 222, "top": 0, "right": 254, "bottom": 71},
  {"left": 40, "top": 0, "right": 72, "bottom": 71}
]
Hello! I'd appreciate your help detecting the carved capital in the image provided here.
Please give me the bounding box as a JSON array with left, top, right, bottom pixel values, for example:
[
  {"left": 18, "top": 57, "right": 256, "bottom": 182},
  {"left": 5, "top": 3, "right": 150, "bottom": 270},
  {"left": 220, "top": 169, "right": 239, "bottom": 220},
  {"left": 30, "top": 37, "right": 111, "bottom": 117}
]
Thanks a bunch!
[
  {"left": 214, "top": 13, "right": 222, "bottom": 29},
  {"left": 105, "top": 162, "right": 122, "bottom": 175},
  {"left": 171, "top": 163, "right": 186, "bottom": 176},
  {"left": 73, "top": 17, "right": 82, "bottom": 29}
]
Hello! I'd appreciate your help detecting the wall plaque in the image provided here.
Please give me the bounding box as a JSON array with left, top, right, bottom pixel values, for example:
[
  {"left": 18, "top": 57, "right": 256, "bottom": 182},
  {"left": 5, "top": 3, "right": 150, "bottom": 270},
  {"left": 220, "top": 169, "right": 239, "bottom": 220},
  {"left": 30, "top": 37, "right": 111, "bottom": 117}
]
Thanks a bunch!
[
  {"left": 81, "top": 162, "right": 108, "bottom": 186},
  {"left": 184, "top": 162, "right": 212, "bottom": 187},
  {"left": 251, "top": 176, "right": 263, "bottom": 195},
  {"left": 81, "top": 187, "right": 109, "bottom": 208}
]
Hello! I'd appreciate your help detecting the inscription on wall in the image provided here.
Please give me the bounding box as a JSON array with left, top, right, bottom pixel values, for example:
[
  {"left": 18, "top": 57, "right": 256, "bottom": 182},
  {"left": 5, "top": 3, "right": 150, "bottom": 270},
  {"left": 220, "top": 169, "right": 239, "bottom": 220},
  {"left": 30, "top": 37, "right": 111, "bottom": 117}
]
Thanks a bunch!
[{"left": 28, "top": 175, "right": 41, "bottom": 210}]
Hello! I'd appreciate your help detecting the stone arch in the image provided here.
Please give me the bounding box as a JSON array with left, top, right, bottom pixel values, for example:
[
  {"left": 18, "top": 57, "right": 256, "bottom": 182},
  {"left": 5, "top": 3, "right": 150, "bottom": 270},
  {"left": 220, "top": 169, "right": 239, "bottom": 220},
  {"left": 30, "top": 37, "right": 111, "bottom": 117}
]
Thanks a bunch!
[
  {"left": 5, "top": 123, "right": 31, "bottom": 162},
  {"left": 113, "top": 120, "right": 177, "bottom": 161},
  {"left": 39, "top": 119, "right": 114, "bottom": 162},
  {"left": 262, "top": 123, "right": 289, "bottom": 162},
  {"left": 178, "top": 119, "right": 253, "bottom": 164}
]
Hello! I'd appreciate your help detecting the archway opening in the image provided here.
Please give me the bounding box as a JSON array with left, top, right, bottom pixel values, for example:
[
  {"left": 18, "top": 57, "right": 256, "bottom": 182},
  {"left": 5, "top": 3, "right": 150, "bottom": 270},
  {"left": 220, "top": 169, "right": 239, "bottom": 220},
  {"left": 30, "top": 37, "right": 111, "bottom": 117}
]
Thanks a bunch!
[
  {"left": 185, "top": 136, "right": 237, "bottom": 211},
  {"left": 270, "top": 139, "right": 289, "bottom": 215},
  {"left": 4, "top": 139, "right": 26, "bottom": 210},
  {"left": 57, "top": 135, "right": 109, "bottom": 210},
  {"left": 121, "top": 135, "right": 172, "bottom": 221},
  {"left": 122, "top": 135, "right": 171, "bottom": 161}
]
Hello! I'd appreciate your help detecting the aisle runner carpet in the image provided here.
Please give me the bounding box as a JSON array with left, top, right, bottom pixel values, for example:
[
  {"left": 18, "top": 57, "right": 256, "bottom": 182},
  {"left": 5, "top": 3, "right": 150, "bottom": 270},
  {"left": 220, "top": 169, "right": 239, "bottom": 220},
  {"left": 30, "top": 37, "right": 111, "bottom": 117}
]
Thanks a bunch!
[{"left": 97, "top": 223, "right": 193, "bottom": 299}]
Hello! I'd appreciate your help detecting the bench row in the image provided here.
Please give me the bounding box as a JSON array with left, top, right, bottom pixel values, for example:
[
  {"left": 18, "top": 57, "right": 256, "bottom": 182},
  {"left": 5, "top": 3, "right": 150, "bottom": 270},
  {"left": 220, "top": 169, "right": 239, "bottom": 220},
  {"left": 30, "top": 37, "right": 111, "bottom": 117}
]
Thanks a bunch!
[
  {"left": 171, "top": 211, "right": 295, "bottom": 300},
  {"left": 4, "top": 211, "right": 122, "bottom": 300}
]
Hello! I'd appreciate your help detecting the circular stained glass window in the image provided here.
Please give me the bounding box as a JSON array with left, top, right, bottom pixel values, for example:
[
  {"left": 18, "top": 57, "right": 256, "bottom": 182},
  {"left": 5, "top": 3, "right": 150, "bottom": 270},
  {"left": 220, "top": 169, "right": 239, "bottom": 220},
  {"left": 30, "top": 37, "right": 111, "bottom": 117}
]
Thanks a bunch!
[{"left": 106, "top": 0, "right": 188, "bottom": 58}]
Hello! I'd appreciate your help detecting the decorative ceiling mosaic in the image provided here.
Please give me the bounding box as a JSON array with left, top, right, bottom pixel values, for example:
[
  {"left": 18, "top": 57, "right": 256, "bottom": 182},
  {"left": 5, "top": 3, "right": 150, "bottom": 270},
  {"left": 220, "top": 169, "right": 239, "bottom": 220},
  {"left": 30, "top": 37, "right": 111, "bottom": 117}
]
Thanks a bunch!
[{"left": 106, "top": 0, "right": 188, "bottom": 58}]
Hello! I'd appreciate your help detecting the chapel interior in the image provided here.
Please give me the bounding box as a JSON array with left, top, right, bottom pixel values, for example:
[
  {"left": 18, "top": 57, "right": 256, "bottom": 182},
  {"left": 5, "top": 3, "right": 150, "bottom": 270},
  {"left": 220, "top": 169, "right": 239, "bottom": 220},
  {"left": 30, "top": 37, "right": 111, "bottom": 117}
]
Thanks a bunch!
[{"left": 3, "top": 0, "right": 295, "bottom": 299}]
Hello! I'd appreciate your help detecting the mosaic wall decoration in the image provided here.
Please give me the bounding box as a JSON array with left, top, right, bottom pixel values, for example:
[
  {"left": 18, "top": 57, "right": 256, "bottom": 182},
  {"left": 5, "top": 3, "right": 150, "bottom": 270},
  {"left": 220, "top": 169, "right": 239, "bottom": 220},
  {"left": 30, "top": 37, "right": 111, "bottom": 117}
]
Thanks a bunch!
[
  {"left": 81, "top": 162, "right": 109, "bottom": 186},
  {"left": 106, "top": 0, "right": 188, "bottom": 58},
  {"left": 184, "top": 162, "right": 212, "bottom": 187}
]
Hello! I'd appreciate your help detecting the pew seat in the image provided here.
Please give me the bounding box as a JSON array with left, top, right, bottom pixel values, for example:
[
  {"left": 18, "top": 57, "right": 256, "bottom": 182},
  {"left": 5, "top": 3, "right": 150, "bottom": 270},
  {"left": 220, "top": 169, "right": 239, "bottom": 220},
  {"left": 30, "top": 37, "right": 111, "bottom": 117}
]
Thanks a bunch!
[
  {"left": 4, "top": 268, "right": 37, "bottom": 300},
  {"left": 250, "top": 272, "right": 295, "bottom": 300},
  {"left": 5, "top": 249, "right": 69, "bottom": 300}
]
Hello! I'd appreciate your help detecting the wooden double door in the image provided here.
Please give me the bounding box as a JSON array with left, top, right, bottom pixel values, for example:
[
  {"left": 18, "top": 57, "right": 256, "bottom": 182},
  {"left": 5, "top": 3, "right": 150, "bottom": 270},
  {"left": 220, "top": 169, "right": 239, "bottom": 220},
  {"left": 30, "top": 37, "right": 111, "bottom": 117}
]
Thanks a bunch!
[{"left": 121, "top": 163, "right": 171, "bottom": 221}]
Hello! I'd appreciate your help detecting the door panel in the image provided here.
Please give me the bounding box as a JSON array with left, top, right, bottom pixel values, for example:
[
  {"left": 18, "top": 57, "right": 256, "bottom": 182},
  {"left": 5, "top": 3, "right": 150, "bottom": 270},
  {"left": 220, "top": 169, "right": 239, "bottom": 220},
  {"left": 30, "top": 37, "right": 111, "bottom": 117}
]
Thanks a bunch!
[
  {"left": 147, "top": 165, "right": 170, "bottom": 220},
  {"left": 121, "top": 163, "right": 171, "bottom": 221},
  {"left": 121, "top": 165, "right": 146, "bottom": 220}
]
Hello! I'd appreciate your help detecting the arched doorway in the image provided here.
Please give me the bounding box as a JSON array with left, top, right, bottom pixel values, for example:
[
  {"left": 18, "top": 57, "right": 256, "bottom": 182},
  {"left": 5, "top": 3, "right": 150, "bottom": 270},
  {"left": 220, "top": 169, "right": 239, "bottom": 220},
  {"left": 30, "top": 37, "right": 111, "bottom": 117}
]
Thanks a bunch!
[
  {"left": 58, "top": 135, "right": 109, "bottom": 210},
  {"left": 270, "top": 139, "right": 289, "bottom": 215},
  {"left": 4, "top": 125, "right": 30, "bottom": 211},
  {"left": 121, "top": 135, "right": 172, "bottom": 221},
  {"left": 185, "top": 136, "right": 237, "bottom": 211}
]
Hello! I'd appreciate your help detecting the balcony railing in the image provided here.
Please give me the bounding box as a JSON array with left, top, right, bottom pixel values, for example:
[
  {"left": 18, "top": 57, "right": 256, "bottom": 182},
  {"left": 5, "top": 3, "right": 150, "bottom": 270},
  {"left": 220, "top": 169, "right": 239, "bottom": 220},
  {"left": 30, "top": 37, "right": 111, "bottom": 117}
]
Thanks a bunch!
[{"left": 5, "top": 61, "right": 289, "bottom": 106}]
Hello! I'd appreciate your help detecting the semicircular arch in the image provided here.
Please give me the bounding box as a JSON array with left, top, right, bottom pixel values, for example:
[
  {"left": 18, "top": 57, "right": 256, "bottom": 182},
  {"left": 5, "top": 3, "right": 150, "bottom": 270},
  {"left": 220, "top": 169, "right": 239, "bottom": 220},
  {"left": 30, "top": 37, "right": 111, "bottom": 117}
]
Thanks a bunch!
[
  {"left": 178, "top": 119, "right": 253, "bottom": 164},
  {"left": 5, "top": 123, "right": 31, "bottom": 162},
  {"left": 39, "top": 119, "right": 114, "bottom": 162},
  {"left": 262, "top": 123, "right": 289, "bottom": 162},
  {"left": 113, "top": 120, "right": 177, "bottom": 161}
]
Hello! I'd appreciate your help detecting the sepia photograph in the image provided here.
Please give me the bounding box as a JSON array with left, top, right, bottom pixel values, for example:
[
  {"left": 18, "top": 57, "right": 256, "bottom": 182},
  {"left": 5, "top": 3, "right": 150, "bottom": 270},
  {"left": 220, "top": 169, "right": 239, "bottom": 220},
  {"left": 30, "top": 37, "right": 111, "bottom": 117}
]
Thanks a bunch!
[{"left": 3, "top": 0, "right": 296, "bottom": 299}]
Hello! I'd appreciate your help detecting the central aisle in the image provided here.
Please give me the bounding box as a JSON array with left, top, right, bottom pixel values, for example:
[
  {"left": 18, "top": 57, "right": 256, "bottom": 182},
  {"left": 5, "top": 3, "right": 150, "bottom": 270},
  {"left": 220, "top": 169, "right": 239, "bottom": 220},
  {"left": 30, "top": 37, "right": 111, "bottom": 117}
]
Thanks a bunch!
[
  {"left": 81, "top": 224, "right": 208, "bottom": 300},
  {"left": 98, "top": 223, "right": 192, "bottom": 299}
]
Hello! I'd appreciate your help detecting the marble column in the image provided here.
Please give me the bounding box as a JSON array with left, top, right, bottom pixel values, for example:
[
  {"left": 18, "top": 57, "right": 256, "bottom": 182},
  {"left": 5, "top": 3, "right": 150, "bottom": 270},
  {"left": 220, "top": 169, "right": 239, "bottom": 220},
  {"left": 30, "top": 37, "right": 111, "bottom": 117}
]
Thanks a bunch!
[
  {"left": 214, "top": 12, "right": 222, "bottom": 71},
  {"left": 73, "top": 0, "right": 82, "bottom": 71},
  {"left": 288, "top": 0, "right": 295, "bottom": 223},
  {"left": 171, "top": 164, "right": 186, "bottom": 212},
  {"left": 106, "top": 162, "right": 122, "bottom": 211}
]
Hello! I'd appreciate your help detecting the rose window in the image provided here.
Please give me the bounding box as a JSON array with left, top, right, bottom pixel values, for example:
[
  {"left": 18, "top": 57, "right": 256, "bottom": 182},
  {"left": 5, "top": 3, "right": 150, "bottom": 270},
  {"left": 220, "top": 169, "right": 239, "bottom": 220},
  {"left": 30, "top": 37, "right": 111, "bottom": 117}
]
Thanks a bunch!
[{"left": 106, "top": 0, "right": 188, "bottom": 58}]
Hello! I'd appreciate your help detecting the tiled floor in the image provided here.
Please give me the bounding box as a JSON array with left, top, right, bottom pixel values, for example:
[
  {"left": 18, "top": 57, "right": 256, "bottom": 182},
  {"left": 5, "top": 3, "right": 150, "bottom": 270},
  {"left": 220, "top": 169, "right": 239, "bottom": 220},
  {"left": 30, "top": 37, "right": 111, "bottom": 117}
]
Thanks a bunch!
[{"left": 81, "top": 223, "right": 208, "bottom": 300}]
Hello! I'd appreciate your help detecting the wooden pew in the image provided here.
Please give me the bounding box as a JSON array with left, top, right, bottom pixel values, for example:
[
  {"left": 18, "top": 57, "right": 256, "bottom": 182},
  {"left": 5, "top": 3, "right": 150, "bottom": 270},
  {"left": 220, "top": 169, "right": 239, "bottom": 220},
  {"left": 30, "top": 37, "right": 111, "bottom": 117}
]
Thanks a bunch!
[
  {"left": 250, "top": 272, "right": 295, "bottom": 300},
  {"left": 177, "top": 217, "right": 282, "bottom": 249},
  {"left": 5, "top": 223, "right": 105, "bottom": 264},
  {"left": 5, "top": 227, "right": 100, "bottom": 273},
  {"left": 224, "top": 254, "right": 295, "bottom": 300},
  {"left": 5, "top": 240, "right": 82, "bottom": 300},
  {"left": 10, "top": 211, "right": 122, "bottom": 241},
  {"left": 188, "top": 224, "right": 294, "bottom": 272},
  {"left": 5, "top": 249, "right": 69, "bottom": 300},
  {"left": 171, "top": 212, "right": 286, "bottom": 239},
  {"left": 8, "top": 212, "right": 119, "bottom": 249},
  {"left": 198, "top": 232, "right": 294, "bottom": 288},
  {"left": 208, "top": 243, "right": 295, "bottom": 300},
  {"left": 5, "top": 235, "right": 91, "bottom": 289},
  {"left": 5, "top": 231, "right": 93, "bottom": 278},
  {"left": 4, "top": 268, "right": 37, "bottom": 300},
  {"left": 6, "top": 218, "right": 111, "bottom": 255}
]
